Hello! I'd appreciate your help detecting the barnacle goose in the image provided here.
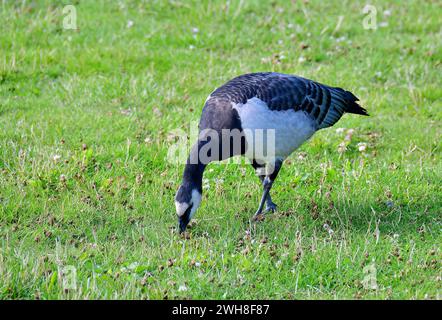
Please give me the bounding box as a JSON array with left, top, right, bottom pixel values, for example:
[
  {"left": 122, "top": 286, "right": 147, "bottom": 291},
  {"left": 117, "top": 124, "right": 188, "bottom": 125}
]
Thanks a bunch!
[{"left": 175, "top": 72, "right": 368, "bottom": 233}]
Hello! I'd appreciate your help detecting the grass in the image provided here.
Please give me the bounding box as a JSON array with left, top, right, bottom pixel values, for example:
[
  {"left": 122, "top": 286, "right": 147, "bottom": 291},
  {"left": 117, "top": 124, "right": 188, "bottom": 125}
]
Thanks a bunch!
[{"left": 0, "top": 0, "right": 441, "bottom": 299}]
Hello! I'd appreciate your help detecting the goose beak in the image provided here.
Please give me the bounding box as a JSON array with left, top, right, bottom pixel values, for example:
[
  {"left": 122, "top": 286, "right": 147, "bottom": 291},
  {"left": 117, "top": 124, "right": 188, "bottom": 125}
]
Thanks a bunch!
[{"left": 179, "top": 215, "right": 190, "bottom": 233}]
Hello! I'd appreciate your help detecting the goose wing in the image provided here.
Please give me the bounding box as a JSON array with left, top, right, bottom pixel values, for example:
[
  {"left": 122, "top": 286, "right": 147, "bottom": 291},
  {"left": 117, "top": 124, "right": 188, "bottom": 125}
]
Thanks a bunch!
[{"left": 210, "top": 72, "right": 368, "bottom": 129}]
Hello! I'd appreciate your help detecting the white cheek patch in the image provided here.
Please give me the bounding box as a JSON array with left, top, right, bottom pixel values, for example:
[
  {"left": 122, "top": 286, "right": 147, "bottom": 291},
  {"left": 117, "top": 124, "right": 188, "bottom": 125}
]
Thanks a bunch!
[
  {"left": 175, "top": 202, "right": 190, "bottom": 217},
  {"left": 175, "top": 189, "right": 202, "bottom": 218}
]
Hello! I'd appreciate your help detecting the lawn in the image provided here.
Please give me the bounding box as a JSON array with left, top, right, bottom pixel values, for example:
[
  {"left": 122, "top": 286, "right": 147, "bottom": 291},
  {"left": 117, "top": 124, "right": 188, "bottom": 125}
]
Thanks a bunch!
[{"left": 0, "top": 0, "right": 440, "bottom": 299}]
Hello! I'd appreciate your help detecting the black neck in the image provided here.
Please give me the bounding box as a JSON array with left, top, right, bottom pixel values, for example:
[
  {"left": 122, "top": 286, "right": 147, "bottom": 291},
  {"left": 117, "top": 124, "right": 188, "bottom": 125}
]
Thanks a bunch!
[
  {"left": 182, "top": 162, "right": 205, "bottom": 192},
  {"left": 181, "top": 142, "right": 207, "bottom": 192}
]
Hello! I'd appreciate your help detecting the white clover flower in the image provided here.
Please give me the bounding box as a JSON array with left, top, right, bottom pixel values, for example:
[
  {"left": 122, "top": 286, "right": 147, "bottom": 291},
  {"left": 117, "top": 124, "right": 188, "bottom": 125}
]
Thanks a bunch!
[
  {"left": 336, "top": 36, "right": 346, "bottom": 43},
  {"left": 338, "top": 142, "right": 347, "bottom": 153},
  {"left": 261, "top": 57, "right": 271, "bottom": 64},
  {"left": 178, "top": 284, "right": 188, "bottom": 292},
  {"left": 297, "top": 152, "right": 307, "bottom": 161},
  {"left": 336, "top": 127, "right": 345, "bottom": 134},
  {"left": 345, "top": 129, "right": 355, "bottom": 141},
  {"left": 357, "top": 142, "right": 368, "bottom": 152},
  {"left": 127, "top": 20, "right": 134, "bottom": 28},
  {"left": 323, "top": 223, "right": 334, "bottom": 236},
  {"left": 53, "top": 154, "right": 61, "bottom": 162},
  {"left": 203, "top": 178, "right": 210, "bottom": 190}
]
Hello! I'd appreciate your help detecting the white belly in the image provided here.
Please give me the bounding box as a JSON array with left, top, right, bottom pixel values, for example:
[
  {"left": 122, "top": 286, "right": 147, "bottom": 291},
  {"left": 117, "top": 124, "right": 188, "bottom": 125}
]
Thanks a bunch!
[{"left": 233, "top": 97, "right": 317, "bottom": 163}]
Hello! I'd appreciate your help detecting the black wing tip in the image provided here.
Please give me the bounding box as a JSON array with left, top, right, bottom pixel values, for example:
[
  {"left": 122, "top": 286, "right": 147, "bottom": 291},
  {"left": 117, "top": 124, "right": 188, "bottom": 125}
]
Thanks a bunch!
[
  {"left": 350, "top": 101, "right": 369, "bottom": 116},
  {"left": 343, "top": 90, "right": 369, "bottom": 116}
]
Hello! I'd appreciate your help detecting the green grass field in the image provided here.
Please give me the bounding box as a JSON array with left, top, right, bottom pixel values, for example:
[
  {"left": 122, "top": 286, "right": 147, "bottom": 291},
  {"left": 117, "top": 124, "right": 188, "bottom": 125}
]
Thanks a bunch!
[{"left": 0, "top": 0, "right": 441, "bottom": 299}]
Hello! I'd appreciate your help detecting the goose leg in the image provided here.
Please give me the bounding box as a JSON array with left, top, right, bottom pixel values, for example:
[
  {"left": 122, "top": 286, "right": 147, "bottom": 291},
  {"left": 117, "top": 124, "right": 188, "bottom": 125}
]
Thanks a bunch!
[
  {"left": 252, "top": 159, "right": 283, "bottom": 221},
  {"left": 257, "top": 175, "right": 277, "bottom": 212},
  {"left": 251, "top": 161, "right": 277, "bottom": 212}
]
